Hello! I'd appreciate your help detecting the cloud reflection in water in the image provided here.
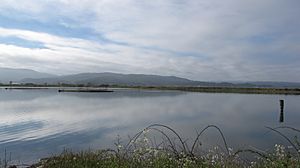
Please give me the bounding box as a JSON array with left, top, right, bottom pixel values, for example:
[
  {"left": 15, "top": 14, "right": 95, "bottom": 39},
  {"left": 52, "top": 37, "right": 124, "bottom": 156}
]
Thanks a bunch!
[{"left": 0, "top": 88, "right": 299, "bottom": 163}]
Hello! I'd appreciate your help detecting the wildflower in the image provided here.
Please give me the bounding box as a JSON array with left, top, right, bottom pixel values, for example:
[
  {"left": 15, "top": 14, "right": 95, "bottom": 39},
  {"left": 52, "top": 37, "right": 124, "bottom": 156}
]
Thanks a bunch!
[
  {"left": 142, "top": 129, "right": 149, "bottom": 134},
  {"left": 228, "top": 147, "right": 233, "bottom": 155},
  {"left": 143, "top": 137, "right": 149, "bottom": 143}
]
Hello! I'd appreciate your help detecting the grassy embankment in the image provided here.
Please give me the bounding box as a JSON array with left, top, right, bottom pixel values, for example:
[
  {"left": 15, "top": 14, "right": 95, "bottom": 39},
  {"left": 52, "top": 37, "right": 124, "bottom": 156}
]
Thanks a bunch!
[
  {"left": 1, "top": 83, "right": 300, "bottom": 95},
  {"left": 2, "top": 125, "right": 300, "bottom": 168},
  {"left": 122, "top": 86, "right": 300, "bottom": 95}
]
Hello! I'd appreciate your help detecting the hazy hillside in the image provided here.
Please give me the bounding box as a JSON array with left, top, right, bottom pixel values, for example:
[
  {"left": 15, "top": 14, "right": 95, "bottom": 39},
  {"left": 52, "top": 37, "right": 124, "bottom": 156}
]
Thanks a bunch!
[
  {"left": 0, "top": 67, "right": 56, "bottom": 84},
  {"left": 246, "top": 81, "right": 300, "bottom": 88},
  {"left": 2, "top": 67, "right": 300, "bottom": 87},
  {"left": 21, "top": 72, "right": 208, "bottom": 86}
]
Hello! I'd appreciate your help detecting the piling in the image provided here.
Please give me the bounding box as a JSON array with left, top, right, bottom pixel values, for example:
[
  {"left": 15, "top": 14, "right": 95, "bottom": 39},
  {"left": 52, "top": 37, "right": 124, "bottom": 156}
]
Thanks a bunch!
[{"left": 279, "top": 99, "right": 284, "bottom": 123}]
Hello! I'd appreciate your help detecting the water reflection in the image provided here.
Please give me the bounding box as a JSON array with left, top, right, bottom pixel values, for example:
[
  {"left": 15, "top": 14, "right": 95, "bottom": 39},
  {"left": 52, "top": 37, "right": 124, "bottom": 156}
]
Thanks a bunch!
[{"left": 0, "top": 89, "right": 299, "bottom": 163}]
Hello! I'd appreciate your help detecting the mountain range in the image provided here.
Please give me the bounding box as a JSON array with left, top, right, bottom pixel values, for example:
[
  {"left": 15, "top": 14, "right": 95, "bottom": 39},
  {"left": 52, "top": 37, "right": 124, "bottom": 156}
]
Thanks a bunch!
[
  {"left": 21, "top": 72, "right": 206, "bottom": 86},
  {"left": 0, "top": 67, "right": 55, "bottom": 83},
  {"left": 0, "top": 67, "right": 300, "bottom": 88}
]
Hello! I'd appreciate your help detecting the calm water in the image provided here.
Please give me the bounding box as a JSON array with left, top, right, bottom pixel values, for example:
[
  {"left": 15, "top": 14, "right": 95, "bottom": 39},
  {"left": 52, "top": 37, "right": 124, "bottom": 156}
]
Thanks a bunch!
[{"left": 0, "top": 88, "right": 300, "bottom": 163}]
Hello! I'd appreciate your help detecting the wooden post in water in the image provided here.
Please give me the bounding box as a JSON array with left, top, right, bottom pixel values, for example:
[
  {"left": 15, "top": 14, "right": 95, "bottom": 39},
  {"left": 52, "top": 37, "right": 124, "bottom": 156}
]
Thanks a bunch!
[{"left": 279, "top": 99, "right": 284, "bottom": 123}]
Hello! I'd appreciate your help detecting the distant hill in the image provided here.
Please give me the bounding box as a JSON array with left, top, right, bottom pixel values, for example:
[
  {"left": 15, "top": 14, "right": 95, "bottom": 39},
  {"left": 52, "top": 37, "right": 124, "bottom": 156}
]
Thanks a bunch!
[
  {"left": 20, "top": 72, "right": 300, "bottom": 88},
  {"left": 0, "top": 67, "right": 56, "bottom": 84},
  {"left": 1, "top": 67, "right": 300, "bottom": 87},
  {"left": 244, "top": 81, "right": 300, "bottom": 88},
  {"left": 21, "top": 72, "right": 210, "bottom": 86}
]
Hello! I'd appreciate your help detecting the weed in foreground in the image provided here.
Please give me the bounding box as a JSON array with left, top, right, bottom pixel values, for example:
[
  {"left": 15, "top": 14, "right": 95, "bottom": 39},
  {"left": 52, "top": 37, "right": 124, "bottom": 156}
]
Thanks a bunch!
[{"left": 2, "top": 124, "right": 300, "bottom": 168}]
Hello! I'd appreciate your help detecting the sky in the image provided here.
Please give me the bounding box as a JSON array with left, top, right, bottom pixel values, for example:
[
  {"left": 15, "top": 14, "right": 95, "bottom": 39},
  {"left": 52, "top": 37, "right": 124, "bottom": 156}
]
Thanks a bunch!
[{"left": 0, "top": 0, "right": 299, "bottom": 82}]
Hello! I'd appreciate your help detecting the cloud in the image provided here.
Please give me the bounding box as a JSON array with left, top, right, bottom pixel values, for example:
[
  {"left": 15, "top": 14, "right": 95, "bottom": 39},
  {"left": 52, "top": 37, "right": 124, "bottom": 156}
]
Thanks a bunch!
[
  {"left": 0, "top": 0, "right": 299, "bottom": 81},
  {"left": 0, "top": 27, "right": 210, "bottom": 78}
]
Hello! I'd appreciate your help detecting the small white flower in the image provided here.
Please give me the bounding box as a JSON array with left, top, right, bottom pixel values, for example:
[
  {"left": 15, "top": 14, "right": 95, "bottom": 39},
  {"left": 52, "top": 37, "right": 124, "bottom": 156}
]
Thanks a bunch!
[{"left": 142, "top": 129, "right": 149, "bottom": 134}]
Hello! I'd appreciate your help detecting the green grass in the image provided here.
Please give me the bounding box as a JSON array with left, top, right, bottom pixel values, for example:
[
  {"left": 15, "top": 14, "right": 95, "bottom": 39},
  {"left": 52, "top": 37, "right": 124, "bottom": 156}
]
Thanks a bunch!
[{"left": 27, "top": 145, "right": 300, "bottom": 168}]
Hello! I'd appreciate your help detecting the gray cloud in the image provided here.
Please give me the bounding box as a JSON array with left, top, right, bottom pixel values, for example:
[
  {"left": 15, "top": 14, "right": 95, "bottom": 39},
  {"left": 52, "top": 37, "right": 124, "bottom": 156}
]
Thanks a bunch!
[{"left": 0, "top": 0, "right": 299, "bottom": 82}]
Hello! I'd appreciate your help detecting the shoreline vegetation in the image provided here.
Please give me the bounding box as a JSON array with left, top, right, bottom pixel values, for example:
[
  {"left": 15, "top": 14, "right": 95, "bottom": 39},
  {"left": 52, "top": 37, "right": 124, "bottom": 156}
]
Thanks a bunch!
[
  {"left": 1, "top": 83, "right": 300, "bottom": 95},
  {"left": 58, "top": 89, "right": 114, "bottom": 92},
  {"left": 2, "top": 124, "right": 300, "bottom": 168},
  {"left": 124, "top": 86, "right": 300, "bottom": 95}
]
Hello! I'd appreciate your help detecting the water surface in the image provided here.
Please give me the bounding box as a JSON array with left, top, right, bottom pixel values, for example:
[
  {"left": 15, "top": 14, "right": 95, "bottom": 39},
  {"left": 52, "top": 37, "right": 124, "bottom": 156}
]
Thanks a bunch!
[{"left": 0, "top": 88, "right": 299, "bottom": 163}]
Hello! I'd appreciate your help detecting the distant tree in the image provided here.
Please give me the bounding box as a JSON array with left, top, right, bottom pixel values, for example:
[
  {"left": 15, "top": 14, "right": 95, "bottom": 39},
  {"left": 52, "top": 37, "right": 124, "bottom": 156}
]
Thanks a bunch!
[
  {"left": 25, "top": 83, "right": 35, "bottom": 86},
  {"left": 100, "top": 84, "right": 109, "bottom": 88},
  {"left": 77, "top": 84, "right": 85, "bottom": 87}
]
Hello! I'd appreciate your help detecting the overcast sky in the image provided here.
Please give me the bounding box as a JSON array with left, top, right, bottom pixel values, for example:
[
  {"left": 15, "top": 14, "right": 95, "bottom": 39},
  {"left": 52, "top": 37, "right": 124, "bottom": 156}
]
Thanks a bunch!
[{"left": 0, "top": 0, "right": 299, "bottom": 82}]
